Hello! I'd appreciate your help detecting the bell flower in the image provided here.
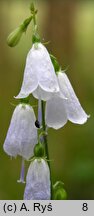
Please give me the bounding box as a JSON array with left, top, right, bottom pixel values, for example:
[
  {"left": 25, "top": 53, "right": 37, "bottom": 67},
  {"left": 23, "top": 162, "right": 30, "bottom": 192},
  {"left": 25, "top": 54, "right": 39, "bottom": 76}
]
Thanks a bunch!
[
  {"left": 45, "top": 72, "right": 89, "bottom": 129},
  {"left": 15, "top": 43, "right": 59, "bottom": 101},
  {"left": 24, "top": 158, "right": 51, "bottom": 200},
  {"left": 3, "top": 104, "right": 38, "bottom": 160}
]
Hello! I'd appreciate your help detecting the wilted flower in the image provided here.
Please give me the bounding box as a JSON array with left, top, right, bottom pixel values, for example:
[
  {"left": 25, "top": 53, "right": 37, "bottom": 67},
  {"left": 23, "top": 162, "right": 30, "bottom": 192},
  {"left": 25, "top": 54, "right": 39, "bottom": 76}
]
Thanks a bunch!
[
  {"left": 45, "top": 72, "right": 89, "bottom": 129},
  {"left": 3, "top": 104, "right": 38, "bottom": 160},
  {"left": 15, "top": 43, "right": 59, "bottom": 101},
  {"left": 24, "top": 158, "right": 51, "bottom": 200}
]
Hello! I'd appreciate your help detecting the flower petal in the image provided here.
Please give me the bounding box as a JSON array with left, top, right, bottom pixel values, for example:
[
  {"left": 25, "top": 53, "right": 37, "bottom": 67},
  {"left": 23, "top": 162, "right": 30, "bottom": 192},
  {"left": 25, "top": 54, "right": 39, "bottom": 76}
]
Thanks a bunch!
[
  {"left": 45, "top": 95, "right": 67, "bottom": 129},
  {"left": 15, "top": 43, "right": 59, "bottom": 99},
  {"left": 32, "top": 86, "right": 53, "bottom": 101},
  {"left": 24, "top": 159, "right": 51, "bottom": 200},
  {"left": 58, "top": 72, "right": 89, "bottom": 124},
  {"left": 3, "top": 104, "right": 38, "bottom": 160},
  {"left": 15, "top": 45, "right": 39, "bottom": 99},
  {"left": 37, "top": 43, "right": 59, "bottom": 93}
]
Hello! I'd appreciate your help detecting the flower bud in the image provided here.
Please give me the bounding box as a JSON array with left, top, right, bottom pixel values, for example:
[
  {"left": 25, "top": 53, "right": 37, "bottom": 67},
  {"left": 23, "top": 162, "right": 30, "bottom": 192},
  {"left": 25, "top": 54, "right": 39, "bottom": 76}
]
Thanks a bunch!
[
  {"left": 7, "top": 16, "right": 32, "bottom": 47},
  {"left": 30, "top": 3, "right": 38, "bottom": 15},
  {"left": 7, "top": 26, "right": 23, "bottom": 47},
  {"left": 34, "top": 143, "right": 45, "bottom": 157},
  {"left": 53, "top": 181, "right": 67, "bottom": 200},
  {"left": 30, "top": 2, "right": 35, "bottom": 13},
  {"left": 53, "top": 188, "right": 67, "bottom": 200}
]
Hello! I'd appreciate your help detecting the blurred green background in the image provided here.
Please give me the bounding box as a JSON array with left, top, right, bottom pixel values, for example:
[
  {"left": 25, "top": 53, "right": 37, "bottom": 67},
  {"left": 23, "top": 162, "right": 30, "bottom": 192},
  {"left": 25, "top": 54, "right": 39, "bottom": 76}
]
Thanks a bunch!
[{"left": 0, "top": 0, "right": 94, "bottom": 199}]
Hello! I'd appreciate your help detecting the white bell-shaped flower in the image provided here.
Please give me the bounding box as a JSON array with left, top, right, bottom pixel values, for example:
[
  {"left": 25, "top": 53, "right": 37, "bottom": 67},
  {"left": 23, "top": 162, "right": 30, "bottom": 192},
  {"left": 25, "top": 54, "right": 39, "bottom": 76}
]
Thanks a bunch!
[
  {"left": 24, "top": 158, "right": 51, "bottom": 200},
  {"left": 45, "top": 72, "right": 89, "bottom": 129},
  {"left": 3, "top": 104, "right": 38, "bottom": 160},
  {"left": 15, "top": 43, "right": 59, "bottom": 101}
]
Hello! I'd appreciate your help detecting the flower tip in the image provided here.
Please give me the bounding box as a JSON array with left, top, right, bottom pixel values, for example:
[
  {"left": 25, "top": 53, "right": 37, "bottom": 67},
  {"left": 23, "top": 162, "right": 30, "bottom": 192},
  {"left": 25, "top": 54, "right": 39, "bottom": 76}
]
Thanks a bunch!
[
  {"left": 14, "top": 95, "right": 21, "bottom": 99},
  {"left": 87, "top": 114, "right": 90, "bottom": 119},
  {"left": 14, "top": 93, "right": 29, "bottom": 99},
  {"left": 84, "top": 113, "right": 90, "bottom": 123},
  {"left": 14, "top": 95, "right": 22, "bottom": 100},
  {"left": 47, "top": 121, "right": 67, "bottom": 130},
  {"left": 82, "top": 112, "right": 90, "bottom": 124},
  {"left": 72, "top": 113, "right": 89, "bottom": 125},
  {"left": 17, "top": 179, "right": 25, "bottom": 184}
]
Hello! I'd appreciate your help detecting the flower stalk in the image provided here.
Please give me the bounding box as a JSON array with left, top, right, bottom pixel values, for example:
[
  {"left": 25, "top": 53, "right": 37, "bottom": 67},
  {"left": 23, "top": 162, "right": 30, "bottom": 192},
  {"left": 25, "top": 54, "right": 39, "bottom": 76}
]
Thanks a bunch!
[
  {"left": 4, "top": 2, "right": 89, "bottom": 200},
  {"left": 17, "top": 158, "right": 25, "bottom": 184},
  {"left": 41, "top": 101, "right": 49, "bottom": 162},
  {"left": 41, "top": 100, "right": 53, "bottom": 199}
]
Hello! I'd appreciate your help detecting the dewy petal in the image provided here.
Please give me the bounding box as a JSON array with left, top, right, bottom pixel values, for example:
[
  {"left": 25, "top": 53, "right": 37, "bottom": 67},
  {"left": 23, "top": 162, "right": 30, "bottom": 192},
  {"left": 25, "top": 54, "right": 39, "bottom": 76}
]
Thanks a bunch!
[
  {"left": 58, "top": 72, "right": 89, "bottom": 124},
  {"left": 15, "top": 45, "right": 38, "bottom": 99},
  {"left": 3, "top": 104, "right": 38, "bottom": 160},
  {"left": 32, "top": 86, "right": 53, "bottom": 101},
  {"left": 24, "top": 159, "right": 51, "bottom": 200},
  {"left": 37, "top": 43, "right": 59, "bottom": 93},
  {"left": 45, "top": 94, "right": 67, "bottom": 129},
  {"left": 15, "top": 43, "right": 59, "bottom": 99}
]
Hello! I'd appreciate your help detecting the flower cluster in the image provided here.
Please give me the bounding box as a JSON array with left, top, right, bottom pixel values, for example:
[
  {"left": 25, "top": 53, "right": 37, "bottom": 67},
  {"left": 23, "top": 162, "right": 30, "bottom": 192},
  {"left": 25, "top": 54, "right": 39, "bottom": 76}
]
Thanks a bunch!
[
  {"left": 4, "top": 3, "right": 89, "bottom": 200},
  {"left": 15, "top": 42, "right": 89, "bottom": 129},
  {"left": 3, "top": 41, "right": 89, "bottom": 199}
]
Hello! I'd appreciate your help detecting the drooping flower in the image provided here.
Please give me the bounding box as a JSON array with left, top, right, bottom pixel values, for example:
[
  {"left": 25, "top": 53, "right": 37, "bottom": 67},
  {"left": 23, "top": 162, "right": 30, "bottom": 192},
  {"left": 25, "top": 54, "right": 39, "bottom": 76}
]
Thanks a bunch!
[
  {"left": 15, "top": 43, "right": 59, "bottom": 101},
  {"left": 3, "top": 103, "right": 38, "bottom": 160},
  {"left": 24, "top": 158, "right": 51, "bottom": 200},
  {"left": 45, "top": 72, "right": 89, "bottom": 129}
]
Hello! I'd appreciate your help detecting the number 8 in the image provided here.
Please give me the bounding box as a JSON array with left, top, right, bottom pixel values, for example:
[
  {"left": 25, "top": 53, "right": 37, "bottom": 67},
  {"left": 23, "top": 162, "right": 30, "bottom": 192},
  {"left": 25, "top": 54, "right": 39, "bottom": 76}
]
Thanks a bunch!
[{"left": 82, "top": 203, "right": 88, "bottom": 211}]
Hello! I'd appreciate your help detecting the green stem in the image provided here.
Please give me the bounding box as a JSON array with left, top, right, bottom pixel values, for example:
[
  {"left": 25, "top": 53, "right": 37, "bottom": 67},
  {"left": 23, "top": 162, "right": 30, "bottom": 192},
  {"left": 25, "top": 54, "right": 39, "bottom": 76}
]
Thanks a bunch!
[
  {"left": 41, "top": 100, "right": 53, "bottom": 199},
  {"left": 33, "top": 11, "right": 37, "bottom": 26},
  {"left": 41, "top": 101, "right": 49, "bottom": 159}
]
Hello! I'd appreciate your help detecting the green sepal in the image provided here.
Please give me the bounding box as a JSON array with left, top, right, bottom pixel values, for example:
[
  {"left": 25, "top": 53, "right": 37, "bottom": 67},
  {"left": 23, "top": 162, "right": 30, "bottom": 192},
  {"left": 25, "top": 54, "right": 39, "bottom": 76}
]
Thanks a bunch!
[
  {"left": 50, "top": 54, "right": 61, "bottom": 73},
  {"left": 20, "top": 95, "right": 30, "bottom": 104},
  {"left": 53, "top": 181, "right": 67, "bottom": 200},
  {"left": 32, "top": 32, "right": 40, "bottom": 44},
  {"left": 34, "top": 143, "right": 45, "bottom": 157}
]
